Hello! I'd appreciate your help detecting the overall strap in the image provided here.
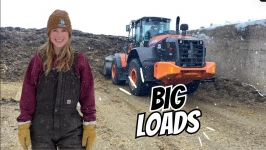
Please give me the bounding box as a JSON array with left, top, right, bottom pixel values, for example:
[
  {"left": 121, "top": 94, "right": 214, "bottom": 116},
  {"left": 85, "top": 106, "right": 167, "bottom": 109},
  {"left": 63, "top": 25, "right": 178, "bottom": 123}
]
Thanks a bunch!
[{"left": 72, "top": 51, "right": 79, "bottom": 69}]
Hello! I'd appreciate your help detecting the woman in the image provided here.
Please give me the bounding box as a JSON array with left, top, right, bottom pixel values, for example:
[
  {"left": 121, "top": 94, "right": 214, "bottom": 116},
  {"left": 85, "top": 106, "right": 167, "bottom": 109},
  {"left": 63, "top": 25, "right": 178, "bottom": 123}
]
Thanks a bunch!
[{"left": 17, "top": 9, "right": 96, "bottom": 150}]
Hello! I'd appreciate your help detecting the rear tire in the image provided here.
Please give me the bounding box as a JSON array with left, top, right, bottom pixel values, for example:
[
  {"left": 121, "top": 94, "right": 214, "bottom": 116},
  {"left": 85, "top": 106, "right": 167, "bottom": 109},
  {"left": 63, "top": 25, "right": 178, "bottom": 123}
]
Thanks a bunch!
[
  {"left": 185, "top": 80, "right": 200, "bottom": 94},
  {"left": 128, "top": 58, "right": 150, "bottom": 96},
  {"left": 102, "top": 59, "right": 111, "bottom": 77},
  {"left": 111, "top": 59, "right": 126, "bottom": 85}
]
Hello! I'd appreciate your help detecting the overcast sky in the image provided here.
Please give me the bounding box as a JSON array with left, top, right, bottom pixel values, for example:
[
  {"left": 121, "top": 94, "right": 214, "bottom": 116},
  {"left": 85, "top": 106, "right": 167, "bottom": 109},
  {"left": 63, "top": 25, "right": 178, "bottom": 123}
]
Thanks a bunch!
[{"left": 1, "top": 0, "right": 266, "bottom": 36}]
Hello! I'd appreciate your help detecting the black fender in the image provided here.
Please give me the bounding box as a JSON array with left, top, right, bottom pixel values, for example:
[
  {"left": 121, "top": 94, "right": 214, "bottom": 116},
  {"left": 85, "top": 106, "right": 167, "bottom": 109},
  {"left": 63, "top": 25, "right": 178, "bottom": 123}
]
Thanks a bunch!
[
  {"left": 113, "top": 53, "right": 127, "bottom": 81},
  {"left": 127, "top": 47, "right": 159, "bottom": 82}
]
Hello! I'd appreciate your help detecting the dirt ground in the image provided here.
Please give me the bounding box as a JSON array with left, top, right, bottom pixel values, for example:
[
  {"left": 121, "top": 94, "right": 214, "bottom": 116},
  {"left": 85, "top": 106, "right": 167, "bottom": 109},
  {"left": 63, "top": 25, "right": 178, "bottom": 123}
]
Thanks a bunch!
[{"left": 1, "top": 75, "right": 266, "bottom": 150}]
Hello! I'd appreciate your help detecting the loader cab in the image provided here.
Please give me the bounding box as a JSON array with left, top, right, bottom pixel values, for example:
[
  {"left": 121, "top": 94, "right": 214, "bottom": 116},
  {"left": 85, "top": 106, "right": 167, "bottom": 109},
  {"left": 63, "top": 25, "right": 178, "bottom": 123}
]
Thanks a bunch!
[{"left": 126, "top": 17, "right": 171, "bottom": 47}]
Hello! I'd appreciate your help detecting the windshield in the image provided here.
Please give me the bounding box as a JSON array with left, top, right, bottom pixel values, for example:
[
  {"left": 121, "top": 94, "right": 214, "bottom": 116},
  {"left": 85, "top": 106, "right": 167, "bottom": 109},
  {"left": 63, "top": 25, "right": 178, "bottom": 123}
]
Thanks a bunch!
[
  {"left": 142, "top": 20, "right": 170, "bottom": 36},
  {"left": 133, "top": 17, "right": 171, "bottom": 47}
]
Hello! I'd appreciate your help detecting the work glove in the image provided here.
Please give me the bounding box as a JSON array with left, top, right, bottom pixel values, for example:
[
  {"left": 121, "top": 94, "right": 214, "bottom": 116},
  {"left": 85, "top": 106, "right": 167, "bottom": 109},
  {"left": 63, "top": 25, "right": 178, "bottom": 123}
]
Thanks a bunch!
[
  {"left": 18, "top": 123, "right": 31, "bottom": 150},
  {"left": 82, "top": 124, "right": 96, "bottom": 150}
]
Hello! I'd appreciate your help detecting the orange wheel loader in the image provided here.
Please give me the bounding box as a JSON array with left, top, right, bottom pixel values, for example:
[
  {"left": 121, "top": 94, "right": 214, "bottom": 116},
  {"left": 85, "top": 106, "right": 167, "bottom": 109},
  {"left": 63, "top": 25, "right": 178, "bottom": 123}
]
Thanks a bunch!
[{"left": 103, "top": 16, "right": 216, "bottom": 96}]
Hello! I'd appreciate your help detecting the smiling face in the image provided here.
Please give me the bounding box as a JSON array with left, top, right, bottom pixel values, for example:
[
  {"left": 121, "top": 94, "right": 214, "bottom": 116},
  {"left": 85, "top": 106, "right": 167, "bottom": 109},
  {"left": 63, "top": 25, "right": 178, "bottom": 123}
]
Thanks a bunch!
[{"left": 49, "top": 28, "right": 69, "bottom": 53}]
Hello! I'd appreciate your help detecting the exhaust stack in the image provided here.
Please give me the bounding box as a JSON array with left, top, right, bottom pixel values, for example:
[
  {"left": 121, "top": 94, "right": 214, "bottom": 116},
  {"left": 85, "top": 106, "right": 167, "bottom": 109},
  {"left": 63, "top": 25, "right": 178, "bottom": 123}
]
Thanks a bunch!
[{"left": 176, "top": 16, "right": 180, "bottom": 35}]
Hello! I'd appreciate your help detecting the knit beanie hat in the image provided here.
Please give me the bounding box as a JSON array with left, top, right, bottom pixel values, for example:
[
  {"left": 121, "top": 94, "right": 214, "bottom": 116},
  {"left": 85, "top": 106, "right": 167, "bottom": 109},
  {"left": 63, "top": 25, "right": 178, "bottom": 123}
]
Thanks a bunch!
[{"left": 47, "top": 9, "right": 72, "bottom": 37}]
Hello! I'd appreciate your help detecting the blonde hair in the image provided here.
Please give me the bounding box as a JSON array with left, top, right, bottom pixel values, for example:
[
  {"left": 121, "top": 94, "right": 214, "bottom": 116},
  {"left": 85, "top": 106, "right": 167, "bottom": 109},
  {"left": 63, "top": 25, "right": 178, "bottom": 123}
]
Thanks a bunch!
[{"left": 39, "top": 39, "right": 74, "bottom": 75}]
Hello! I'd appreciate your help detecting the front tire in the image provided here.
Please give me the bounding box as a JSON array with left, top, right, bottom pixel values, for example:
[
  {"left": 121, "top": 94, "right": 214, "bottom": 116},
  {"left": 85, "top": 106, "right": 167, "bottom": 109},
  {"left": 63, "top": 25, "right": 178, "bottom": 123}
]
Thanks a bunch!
[
  {"left": 128, "top": 58, "right": 149, "bottom": 96},
  {"left": 185, "top": 80, "right": 200, "bottom": 94}
]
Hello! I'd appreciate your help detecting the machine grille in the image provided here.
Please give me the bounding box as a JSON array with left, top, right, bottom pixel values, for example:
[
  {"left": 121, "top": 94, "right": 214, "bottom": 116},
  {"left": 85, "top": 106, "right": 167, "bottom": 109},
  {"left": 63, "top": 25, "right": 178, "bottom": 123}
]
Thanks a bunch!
[{"left": 178, "top": 40, "right": 205, "bottom": 67}]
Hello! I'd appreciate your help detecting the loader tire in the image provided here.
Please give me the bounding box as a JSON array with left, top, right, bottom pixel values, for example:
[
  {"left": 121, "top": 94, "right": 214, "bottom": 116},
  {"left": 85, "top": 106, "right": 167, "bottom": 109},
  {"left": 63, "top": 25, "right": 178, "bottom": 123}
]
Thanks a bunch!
[
  {"left": 185, "top": 80, "right": 200, "bottom": 94},
  {"left": 128, "top": 58, "right": 149, "bottom": 96},
  {"left": 102, "top": 59, "right": 111, "bottom": 77},
  {"left": 111, "top": 59, "right": 126, "bottom": 85}
]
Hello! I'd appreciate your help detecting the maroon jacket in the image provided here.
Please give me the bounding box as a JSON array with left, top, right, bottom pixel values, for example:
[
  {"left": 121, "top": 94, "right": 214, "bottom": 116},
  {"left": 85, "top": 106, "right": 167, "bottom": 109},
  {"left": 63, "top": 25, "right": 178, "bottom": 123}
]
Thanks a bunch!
[{"left": 17, "top": 52, "right": 96, "bottom": 122}]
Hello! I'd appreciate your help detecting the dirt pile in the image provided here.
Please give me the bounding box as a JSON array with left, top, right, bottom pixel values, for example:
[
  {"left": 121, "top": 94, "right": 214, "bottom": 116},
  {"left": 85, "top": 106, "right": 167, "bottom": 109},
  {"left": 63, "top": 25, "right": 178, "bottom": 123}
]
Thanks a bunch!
[
  {"left": 0, "top": 27, "right": 126, "bottom": 81},
  {"left": 196, "top": 77, "right": 266, "bottom": 105}
]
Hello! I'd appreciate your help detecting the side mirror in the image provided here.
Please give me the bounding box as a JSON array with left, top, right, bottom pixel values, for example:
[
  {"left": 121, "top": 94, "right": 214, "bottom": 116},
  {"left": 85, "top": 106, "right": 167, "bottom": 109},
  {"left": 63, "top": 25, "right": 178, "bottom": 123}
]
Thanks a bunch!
[
  {"left": 180, "top": 24, "right": 189, "bottom": 30},
  {"left": 126, "top": 25, "right": 130, "bottom": 32},
  {"left": 180, "top": 24, "right": 189, "bottom": 36}
]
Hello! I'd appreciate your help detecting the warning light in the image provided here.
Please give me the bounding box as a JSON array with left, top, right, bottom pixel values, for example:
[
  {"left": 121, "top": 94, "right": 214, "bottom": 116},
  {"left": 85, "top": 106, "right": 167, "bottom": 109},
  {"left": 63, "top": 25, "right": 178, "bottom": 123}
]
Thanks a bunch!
[
  {"left": 169, "top": 47, "right": 173, "bottom": 55},
  {"left": 170, "top": 67, "right": 174, "bottom": 73}
]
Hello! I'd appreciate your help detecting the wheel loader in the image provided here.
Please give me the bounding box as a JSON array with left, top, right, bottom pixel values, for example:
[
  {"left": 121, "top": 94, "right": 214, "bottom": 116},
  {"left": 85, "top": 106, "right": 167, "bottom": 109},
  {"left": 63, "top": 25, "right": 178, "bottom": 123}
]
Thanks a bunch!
[{"left": 103, "top": 16, "right": 216, "bottom": 96}]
